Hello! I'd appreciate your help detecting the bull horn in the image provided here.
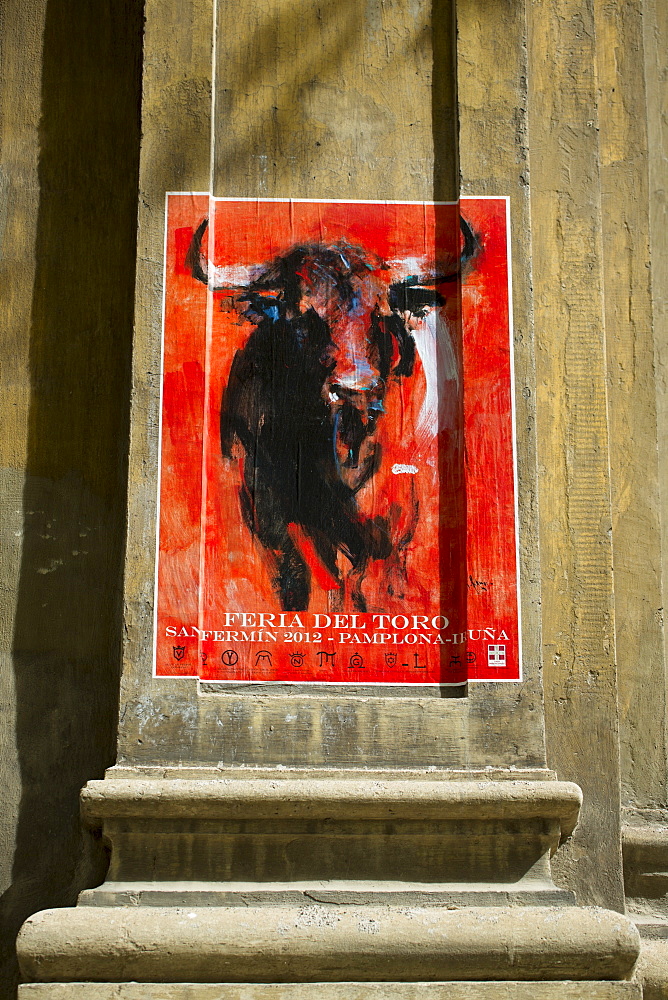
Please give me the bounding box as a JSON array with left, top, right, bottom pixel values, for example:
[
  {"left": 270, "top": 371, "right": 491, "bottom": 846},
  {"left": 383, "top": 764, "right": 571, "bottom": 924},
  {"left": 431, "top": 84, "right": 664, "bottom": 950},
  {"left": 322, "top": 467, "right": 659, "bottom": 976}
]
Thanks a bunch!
[
  {"left": 432, "top": 216, "right": 480, "bottom": 281},
  {"left": 186, "top": 218, "right": 258, "bottom": 290},
  {"left": 460, "top": 215, "right": 479, "bottom": 269},
  {"left": 186, "top": 217, "right": 210, "bottom": 285}
]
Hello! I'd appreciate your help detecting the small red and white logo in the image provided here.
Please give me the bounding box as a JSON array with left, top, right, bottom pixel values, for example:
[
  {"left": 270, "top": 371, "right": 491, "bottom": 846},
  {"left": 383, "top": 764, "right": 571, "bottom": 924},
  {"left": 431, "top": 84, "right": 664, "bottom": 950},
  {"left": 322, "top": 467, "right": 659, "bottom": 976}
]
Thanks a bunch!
[{"left": 487, "top": 644, "right": 506, "bottom": 668}]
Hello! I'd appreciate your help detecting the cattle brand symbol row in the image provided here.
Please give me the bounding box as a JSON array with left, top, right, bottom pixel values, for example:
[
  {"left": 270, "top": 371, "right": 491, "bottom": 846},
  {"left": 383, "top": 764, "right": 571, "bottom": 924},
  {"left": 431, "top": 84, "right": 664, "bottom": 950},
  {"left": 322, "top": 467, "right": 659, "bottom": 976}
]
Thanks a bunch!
[{"left": 156, "top": 196, "right": 521, "bottom": 685}]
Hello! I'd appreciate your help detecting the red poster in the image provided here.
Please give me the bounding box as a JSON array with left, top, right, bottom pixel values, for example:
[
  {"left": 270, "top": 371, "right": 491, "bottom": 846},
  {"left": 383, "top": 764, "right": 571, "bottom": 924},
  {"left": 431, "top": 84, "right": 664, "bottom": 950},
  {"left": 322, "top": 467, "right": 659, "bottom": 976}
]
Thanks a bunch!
[{"left": 155, "top": 196, "right": 520, "bottom": 686}]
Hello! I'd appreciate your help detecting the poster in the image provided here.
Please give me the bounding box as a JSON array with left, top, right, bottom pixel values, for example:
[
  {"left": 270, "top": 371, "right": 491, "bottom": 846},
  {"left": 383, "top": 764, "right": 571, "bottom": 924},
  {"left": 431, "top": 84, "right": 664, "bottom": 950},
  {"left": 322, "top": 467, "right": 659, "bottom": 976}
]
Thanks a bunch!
[{"left": 155, "top": 196, "right": 520, "bottom": 685}]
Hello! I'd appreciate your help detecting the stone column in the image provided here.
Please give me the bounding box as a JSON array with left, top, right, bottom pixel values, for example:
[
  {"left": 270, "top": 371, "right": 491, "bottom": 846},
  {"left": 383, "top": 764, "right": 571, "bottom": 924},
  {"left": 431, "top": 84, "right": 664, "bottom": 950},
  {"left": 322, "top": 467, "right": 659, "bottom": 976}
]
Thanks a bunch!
[
  {"left": 616, "top": 0, "right": 668, "bottom": 997},
  {"left": 15, "top": 0, "right": 642, "bottom": 996}
]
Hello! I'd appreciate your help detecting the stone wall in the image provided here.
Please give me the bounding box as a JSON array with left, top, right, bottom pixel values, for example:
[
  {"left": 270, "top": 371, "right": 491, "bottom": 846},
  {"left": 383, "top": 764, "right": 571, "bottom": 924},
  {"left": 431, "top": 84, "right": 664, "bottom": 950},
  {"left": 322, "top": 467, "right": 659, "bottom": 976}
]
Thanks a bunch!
[
  {"left": 0, "top": 2, "right": 143, "bottom": 996},
  {"left": 2, "top": 0, "right": 668, "bottom": 997}
]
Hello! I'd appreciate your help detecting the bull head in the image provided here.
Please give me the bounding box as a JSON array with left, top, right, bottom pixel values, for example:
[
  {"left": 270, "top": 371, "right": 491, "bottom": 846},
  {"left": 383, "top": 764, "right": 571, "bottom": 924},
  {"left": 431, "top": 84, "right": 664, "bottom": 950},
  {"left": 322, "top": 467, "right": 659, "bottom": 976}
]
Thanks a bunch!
[
  {"left": 186, "top": 215, "right": 479, "bottom": 491},
  {"left": 186, "top": 214, "right": 479, "bottom": 319}
]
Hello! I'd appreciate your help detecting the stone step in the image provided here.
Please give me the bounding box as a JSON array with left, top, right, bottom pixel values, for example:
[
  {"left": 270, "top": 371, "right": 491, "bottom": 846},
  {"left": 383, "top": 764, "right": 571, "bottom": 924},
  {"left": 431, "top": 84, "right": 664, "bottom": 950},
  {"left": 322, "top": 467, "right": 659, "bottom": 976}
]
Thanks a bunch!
[
  {"left": 80, "top": 776, "right": 582, "bottom": 887},
  {"left": 17, "top": 904, "right": 639, "bottom": 984},
  {"left": 17, "top": 981, "right": 643, "bottom": 999}
]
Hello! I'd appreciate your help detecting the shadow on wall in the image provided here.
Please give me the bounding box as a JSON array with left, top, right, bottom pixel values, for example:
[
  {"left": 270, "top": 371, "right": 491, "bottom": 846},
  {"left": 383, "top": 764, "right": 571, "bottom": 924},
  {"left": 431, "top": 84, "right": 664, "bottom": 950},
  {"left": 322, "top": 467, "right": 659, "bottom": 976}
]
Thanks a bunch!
[
  {"left": 0, "top": 1, "right": 144, "bottom": 996},
  {"left": 431, "top": 0, "right": 458, "bottom": 203},
  {"left": 431, "top": 0, "right": 464, "bottom": 690}
]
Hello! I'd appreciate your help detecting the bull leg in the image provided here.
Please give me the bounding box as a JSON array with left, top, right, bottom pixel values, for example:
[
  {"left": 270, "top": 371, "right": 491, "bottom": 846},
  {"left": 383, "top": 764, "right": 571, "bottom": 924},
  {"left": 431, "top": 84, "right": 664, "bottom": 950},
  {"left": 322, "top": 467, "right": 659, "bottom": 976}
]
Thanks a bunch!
[
  {"left": 304, "top": 528, "right": 344, "bottom": 612},
  {"left": 385, "top": 487, "right": 419, "bottom": 600},
  {"left": 328, "top": 585, "right": 344, "bottom": 613},
  {"left": 304, "top": 528, "right": 341, "bottom": 583},
  {"left": 339, "top": 511, "right": 397, "bottom": 612},
  {"left": 274, "top": 543, "right": 311, "bottom": 612},
  {"left": 239, "top": 480, "right": 311, "bottom": 612},
  {"left": 316, "top": 500, "right": 390, "bottom": 613},
  {"left": 347, "top": 556, "right": 369, "bottom": 613}
]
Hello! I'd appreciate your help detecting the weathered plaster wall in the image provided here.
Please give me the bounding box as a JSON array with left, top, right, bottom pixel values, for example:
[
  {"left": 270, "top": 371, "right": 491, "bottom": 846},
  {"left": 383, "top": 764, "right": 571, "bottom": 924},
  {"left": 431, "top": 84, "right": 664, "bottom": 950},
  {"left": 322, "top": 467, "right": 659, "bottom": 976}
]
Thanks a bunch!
[
  {"left": 526, "top": 0, "right": 625, "bottom": 911},
  {"left": 0, "top": 1, "right": 143, "bottom": 995},
  {"left": 0, "top": 0, "right": 43, "bottom": 948},
  {"left": 3, "top": 0, "right": 667, "bottom": 991},
  {"left": 211, "top": 0, "right": 457, "bottom": 200},
  {"left": 599, "top": 0, "right": 665, "bottom": 817},
  {"left": 524, "top": 0, "right": 668, "bottom": 908},
  {"left": 633, "top": 0, "right": 668, "bottom": 811}
]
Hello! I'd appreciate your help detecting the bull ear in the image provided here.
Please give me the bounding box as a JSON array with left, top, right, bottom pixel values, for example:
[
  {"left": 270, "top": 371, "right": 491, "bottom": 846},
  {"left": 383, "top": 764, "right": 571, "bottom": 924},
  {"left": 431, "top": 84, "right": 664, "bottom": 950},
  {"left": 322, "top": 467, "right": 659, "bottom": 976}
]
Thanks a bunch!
[
  {"left": 238, "top": 290, "right": 284, "bottom": 323},
  {"left": 389, "top": 280, "right": 444, "bottom": 316}
]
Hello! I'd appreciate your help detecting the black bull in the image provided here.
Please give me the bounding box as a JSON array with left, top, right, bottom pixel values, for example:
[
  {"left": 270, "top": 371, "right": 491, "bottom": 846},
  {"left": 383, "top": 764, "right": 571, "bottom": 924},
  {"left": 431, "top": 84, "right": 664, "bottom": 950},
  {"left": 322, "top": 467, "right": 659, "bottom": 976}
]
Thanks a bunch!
[{"left": 187, "top": 219, "right": 478, "bottom": 612}]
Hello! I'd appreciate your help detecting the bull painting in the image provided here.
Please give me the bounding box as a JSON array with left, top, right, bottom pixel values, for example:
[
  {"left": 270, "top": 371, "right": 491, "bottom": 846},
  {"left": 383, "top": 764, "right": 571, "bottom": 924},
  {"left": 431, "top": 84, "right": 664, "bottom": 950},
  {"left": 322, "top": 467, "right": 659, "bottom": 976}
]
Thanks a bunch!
[{"left": 187, "top": 216, "right": 478, "bottom": 614}]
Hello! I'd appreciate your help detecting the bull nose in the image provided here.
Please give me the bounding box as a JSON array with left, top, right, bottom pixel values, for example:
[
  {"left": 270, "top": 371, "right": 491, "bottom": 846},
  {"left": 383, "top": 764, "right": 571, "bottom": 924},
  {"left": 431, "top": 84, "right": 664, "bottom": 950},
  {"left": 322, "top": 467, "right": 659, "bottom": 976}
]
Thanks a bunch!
[{"left": 329, "top": 377, "right": 382, "bottom": 397}]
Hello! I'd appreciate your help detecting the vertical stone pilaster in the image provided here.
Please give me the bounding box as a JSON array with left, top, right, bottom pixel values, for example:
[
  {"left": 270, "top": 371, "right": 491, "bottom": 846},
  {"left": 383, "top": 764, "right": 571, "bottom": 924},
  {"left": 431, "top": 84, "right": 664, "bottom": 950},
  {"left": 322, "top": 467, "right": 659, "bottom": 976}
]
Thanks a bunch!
[
  {"left": 115, "top": 0, "right": 550, "bottom": 770},
  {"left": 593, "top": 0, "right": 665, "bottom": 811},
  {"left": 642, "top": 0, "right": 668, "bottom": 806},
  {"left": 527, "top": 0, "right": 623, "bottom": 909}
]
